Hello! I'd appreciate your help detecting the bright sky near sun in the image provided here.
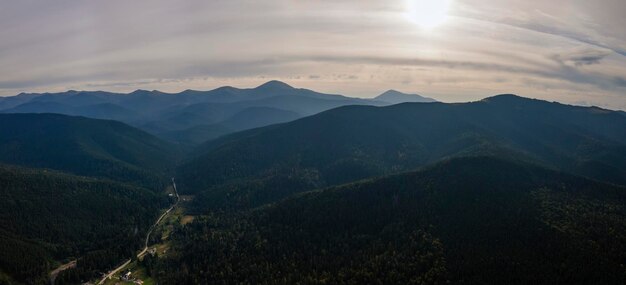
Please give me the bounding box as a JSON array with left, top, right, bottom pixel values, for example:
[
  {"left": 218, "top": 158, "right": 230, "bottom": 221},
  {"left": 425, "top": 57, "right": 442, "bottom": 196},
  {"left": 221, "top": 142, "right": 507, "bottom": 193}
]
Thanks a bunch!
[
  {"left": 1, "top": 0, "right": 626, "bottom": 109},
  {"left": 406, "top": 0, "right": 453, "bottom": 29}
]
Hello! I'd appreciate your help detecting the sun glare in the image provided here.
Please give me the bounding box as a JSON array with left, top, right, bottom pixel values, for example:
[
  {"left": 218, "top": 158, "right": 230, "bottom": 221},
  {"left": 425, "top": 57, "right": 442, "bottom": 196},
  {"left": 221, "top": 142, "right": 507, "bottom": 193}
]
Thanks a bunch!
[{"left": 406, "top": 0, "right": 453, "bottom": 29}]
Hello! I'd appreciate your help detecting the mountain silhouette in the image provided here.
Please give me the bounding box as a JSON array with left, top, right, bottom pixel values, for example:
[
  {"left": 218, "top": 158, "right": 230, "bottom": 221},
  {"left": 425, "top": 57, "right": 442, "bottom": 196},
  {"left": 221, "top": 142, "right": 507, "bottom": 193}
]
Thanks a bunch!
[
  {"left": 375, "top": 89, "right": 437, "bottom": 104},
  {"left": 0, "top": 81, "right": 385, "bottom": 146}
]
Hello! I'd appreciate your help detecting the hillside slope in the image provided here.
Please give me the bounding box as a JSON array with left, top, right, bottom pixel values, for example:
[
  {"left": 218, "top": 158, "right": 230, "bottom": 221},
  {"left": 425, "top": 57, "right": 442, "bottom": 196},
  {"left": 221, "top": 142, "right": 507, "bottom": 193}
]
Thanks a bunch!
[
  {"left": 0, "top": 113, "right": 177, "bottom": 187},
  {"left": 0, "top": 165, "right": 167, "bottom": 285},
  {"left": 159, "top": 157, "right": 626, "bottom": 284},
  {"left": 155, "top": 107, "right": 301, "bottom": 146},
  {"left": 179, "top": 95, "right": 626, "bottom": 210}
]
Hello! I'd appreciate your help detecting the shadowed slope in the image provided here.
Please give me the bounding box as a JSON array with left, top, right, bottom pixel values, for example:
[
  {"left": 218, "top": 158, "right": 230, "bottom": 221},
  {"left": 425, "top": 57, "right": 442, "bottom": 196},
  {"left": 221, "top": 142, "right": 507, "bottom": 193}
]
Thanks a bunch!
[
  {"left": 0, "top": 113, "right": 177, "bottom": 187},
  {"left": 179, "top": 95, "right": 626, "bottom": 210},
  {"left": 160, "top": 157, "right": 626, "bottom": 284}
]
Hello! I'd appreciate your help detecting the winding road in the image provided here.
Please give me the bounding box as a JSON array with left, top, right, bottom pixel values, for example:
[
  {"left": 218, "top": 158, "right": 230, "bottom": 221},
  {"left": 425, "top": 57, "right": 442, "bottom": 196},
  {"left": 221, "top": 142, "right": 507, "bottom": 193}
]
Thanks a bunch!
[
  {"left": 96, "top": 177, "right": 179, "bottom": 284},
  {"left": 49, "top": 178, "right": 179, "bottom": 285},
  {"left": 97, "top": 178, "right": 180, "bottom": 285},
  {"left": 138, "top": 178, "right": 180, "bottom": 259}
]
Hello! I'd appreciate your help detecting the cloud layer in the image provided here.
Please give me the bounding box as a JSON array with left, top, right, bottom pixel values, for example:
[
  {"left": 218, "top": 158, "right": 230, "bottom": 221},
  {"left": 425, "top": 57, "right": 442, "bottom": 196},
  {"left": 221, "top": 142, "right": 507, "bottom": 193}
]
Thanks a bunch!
[{"left": 1, "top": 0, "right": 625, "bottom": 109}]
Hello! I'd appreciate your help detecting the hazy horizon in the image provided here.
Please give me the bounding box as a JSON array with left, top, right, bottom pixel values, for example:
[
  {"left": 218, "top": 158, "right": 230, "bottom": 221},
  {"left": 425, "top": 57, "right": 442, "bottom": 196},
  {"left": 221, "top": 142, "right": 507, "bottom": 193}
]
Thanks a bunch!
[
  {"left": 1, "top": 2, "right": 626, "bottom": 283},
  {"left": 2, "top": 0, "right": 626, "bottom": 109}
]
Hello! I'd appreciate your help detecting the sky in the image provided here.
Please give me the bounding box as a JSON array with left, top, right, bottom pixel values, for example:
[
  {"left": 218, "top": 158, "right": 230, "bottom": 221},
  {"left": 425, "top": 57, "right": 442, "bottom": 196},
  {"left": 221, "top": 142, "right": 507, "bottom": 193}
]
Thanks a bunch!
[{"left": 1, "top": 0, "right": 626, "bottom": 109}]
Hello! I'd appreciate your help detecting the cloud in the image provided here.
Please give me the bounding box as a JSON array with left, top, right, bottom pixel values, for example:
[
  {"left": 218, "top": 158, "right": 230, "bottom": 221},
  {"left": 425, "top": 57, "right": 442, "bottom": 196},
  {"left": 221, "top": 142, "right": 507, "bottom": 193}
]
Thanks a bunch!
[
  {"left": 493, "top": 18, "right": 626, "bottom": 58},
  {"left": 452, "top": 0, "right": 626, "bottom": 57},
  {"left": 280, "top": 54, "right": 626, "bottom": 92},
  {"left": 1, "top": 0, "right": 626, "bottom": 109},
  {"left": 614, "top": 77, "right": 626, "bottom": 88},
  {"left": 555, "top": 49, "right": 612, "bottom": 66}
]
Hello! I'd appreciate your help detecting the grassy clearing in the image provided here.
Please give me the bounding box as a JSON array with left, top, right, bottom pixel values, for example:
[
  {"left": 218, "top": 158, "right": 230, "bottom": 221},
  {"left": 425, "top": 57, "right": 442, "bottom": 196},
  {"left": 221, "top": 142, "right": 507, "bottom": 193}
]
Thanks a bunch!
[{"left": 181, "top": 215, "right": 195, "bottom": 225}]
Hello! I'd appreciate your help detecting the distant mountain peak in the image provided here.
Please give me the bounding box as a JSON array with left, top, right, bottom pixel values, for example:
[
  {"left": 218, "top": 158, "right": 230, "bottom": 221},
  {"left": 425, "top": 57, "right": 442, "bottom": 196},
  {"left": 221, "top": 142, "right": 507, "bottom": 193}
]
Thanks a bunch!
[
  {"left": 380, "top": 89, "right": 405, "bottom": 96},
  {"left": 375, "top": 89, "right": 436, "bottom": 104},
  {"left": 484, "top": 94, "right": 523, "bottom": 100},
  {"left": 255, "top": 80, "right": 294, "bottom": 90},
  {"left": 481, "top": 94, "right": 536, "bottom": 104},
  {"left": 213, "top": 86, "right": 239, "bottom": 92},
  {"left": 130, "top": 89, "right": 162, "bottom": 95}
]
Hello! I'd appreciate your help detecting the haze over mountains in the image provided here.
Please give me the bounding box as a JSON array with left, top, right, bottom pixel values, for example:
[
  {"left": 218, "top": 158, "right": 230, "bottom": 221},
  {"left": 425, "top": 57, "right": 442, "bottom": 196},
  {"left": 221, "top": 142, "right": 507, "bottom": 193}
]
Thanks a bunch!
[
  {"left": 0, "top": 81, "right": 426, "bottom": 146},
  {"left": 178, "top": 94, "right": 626, "bottom": 211},
  {"left": 3, "top": 0, "right": 626, "bottom": 283},
  {"left": 375, "top": 89, "right": 437, "bottom": 104},
  {"left": 0, "top": 82, "right": 625, "bottom": 284},
  {"left": 162, "top": 93, "right": 625, "bottom": 284}
]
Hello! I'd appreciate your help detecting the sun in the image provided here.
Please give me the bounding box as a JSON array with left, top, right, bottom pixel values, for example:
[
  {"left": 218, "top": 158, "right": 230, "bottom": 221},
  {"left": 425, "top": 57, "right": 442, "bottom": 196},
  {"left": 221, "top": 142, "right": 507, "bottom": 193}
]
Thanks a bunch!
[{"left": 406, "top": 0, "right": 453, "bottom": 29}]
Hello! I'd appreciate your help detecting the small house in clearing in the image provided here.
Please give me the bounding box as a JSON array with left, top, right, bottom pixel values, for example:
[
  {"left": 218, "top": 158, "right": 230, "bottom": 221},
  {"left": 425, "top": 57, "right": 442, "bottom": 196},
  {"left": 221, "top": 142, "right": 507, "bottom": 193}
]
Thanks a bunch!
[{"left": 122, "top": 271, "right": 132, "bottom": 281}]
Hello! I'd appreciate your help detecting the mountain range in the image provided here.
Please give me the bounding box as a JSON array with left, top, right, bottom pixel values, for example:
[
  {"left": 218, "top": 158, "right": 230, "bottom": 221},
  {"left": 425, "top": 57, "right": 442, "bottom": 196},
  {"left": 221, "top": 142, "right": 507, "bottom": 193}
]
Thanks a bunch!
[
  {"left": 178, "top": 94, "right": 626, "bottom": 211},
  {"left": 0, "top": 81, "right": 430, "bottom": 146},
  {"left": 1, "top": 83, "right": 625, "bottom": 284}
]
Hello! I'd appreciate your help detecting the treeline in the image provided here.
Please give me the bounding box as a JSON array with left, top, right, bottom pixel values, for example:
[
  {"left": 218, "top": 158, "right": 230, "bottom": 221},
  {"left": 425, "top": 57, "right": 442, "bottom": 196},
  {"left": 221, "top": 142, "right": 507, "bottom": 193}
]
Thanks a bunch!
[
  {"left": 0, "top": 113, "right": 178, "bottom": 189},
  {"left": 0, "top": 165, "right": 168, "bottom": 284}
]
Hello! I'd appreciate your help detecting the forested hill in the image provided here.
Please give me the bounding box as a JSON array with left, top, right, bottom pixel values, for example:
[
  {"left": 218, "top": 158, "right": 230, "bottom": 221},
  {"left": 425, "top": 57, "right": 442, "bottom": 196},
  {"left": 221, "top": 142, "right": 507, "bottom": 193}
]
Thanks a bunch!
[
  {"left": 0, "top": 114, "right": 177, "bottom": 284},
  {"left": 0, "top": 113, "right": 177, "bottom": 188},
  {"left": 0, "top": 164, "right": 168, "bottom": 285},
  {"left": 0, "top": 81, "right": 389, "bottom": 146},
  {"left": 156, "top": 157, "right": 626, "bottom": 284},
  {"left": 179, "top": 94, "right": 626, "bottom": 211}
]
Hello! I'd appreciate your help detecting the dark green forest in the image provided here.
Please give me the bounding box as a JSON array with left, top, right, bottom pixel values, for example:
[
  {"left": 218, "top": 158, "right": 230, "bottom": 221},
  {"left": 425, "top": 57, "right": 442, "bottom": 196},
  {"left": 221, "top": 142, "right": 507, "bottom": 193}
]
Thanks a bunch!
[
  {"left": 0, "top": 113, "right": 177, "bottom": 188},
  {"left": 1, "top": 96, "right": 626, "bottom": 284},
  {"left": 0, "top": 165, "right": 169, "bottom": 284},
  {"left": 0, "top": 114, "right": 177, "bottom": 284},
  {"left": 150, "top": 157, "right": 626, "bottom": 284},
  {"left": 180, "top": 95, "right": 626, "bottom": 213}
]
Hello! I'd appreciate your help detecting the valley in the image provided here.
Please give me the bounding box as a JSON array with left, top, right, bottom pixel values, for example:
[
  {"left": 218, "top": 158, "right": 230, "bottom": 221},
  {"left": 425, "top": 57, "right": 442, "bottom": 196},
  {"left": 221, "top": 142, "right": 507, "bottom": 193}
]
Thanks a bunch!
[
  {"left": 0, "top": 82, "right": 412, "bottom": 147},
  {"left": 0, "top": 85, "right": 625, "bottom": 284},
  {"left": 4, "top": 1, "right": 626, "bottom": 283}
]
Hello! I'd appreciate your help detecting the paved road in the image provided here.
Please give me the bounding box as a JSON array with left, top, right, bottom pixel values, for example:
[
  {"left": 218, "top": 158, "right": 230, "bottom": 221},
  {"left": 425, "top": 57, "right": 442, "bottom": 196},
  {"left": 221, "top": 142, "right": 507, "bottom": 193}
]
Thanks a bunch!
[
  {"left": 50, "top": 179, "right": 180, "bottom": 285},
  {"left": 96, "top": 259, "right": 131, "bottom": 285},
  {"left": 96, "top": 178, "right": 179, "bottom": 285},
  {"left": 137, "top": 178, "right": 180, "bottom": 258},
  {"left": 49, "top": 260, "right": 76, "bottom": 285}
]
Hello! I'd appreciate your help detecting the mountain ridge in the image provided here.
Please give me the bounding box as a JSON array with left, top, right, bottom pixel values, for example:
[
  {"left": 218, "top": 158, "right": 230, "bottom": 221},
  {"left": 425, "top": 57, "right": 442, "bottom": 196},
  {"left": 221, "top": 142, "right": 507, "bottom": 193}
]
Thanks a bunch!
[
  {"left": 0, "top": 81, "right": 388, "bottom": 146},
  {"left": 375, "top": 89, "right": 437, "bottom": 104},
  {"left": 0, "top": 113, "right": 177, "bottom": 187},
  {"left": 179, "top": 94, "right": 626, "bottom": 211}
]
